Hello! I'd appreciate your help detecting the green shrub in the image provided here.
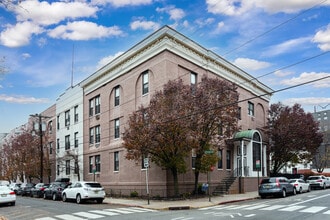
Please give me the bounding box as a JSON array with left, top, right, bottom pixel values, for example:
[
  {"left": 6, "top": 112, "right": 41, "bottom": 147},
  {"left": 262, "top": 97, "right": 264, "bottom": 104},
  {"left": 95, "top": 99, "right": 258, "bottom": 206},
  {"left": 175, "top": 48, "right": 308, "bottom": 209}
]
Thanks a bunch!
[{"left": 130, "top": 191, "right": 138, "bottom": 197}]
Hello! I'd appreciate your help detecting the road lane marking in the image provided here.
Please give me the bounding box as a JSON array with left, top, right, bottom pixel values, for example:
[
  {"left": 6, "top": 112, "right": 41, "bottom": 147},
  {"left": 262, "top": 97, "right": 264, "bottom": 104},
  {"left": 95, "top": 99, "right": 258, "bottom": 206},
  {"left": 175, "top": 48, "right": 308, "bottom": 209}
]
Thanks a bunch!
[
  {"left": 289, "top": 194, "right": 330, "bottom": 206},
  {"left": 105, "top": 208, "right": 133, "bottom": 214},
  {"left": 35, "top": 218, "right": 57, "bottom": 220},
  {"left": 73, "top": 212, "right": 104, "bottom": 219},
  {"left": 299, "top": 206, "right": 327, "bottom": 213},
  {"left": 89, "top": 210, "right": 120, "bottom": 216},
  {"left": 323, "top": 210, "right": 330, "bottom": 214}
]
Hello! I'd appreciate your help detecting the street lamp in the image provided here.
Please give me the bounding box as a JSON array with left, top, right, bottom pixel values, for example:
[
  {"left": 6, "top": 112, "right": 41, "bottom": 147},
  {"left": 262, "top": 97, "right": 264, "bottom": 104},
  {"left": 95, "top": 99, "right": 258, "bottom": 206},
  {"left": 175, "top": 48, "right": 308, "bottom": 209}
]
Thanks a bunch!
[{"left": 30, "top": 113, "right": 50, "bottom": 182}]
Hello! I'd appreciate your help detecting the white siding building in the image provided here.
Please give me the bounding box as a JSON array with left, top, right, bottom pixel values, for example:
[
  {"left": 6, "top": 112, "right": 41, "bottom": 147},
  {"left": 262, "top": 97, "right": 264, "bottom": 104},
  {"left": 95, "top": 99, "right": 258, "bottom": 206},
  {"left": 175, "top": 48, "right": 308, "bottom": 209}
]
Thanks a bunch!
[{"left": 56, "top": 85, "right": 84, "bottom": 182}]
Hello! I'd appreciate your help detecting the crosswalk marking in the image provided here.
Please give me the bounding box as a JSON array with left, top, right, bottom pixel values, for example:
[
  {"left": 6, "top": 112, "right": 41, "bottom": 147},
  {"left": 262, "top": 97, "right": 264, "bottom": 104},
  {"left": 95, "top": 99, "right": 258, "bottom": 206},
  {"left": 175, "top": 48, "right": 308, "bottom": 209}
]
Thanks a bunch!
[
  {"left": 260, "top": 205, "right": 285, "bottom": 210},
  {"left": 89, "top": 210, "right": 120, "bottom": 216},
  {"left": 244, "top": 204, "right": 269, "bottom": 210},
  {"left": 55, "top": 214, "right": 86, "bottom": 220},
  {"left": 324, "top": 210, "right": 330, "bottom": 214},
  {"left": 72, "top": 212, "right": 104, "bottom": 219},
  {"left": 299, "top": 206, "right": 327, "bottom": 213},
  {"left": 35, "top": 207, "right": 156, "bottom": 220},
  {"left": 279, "top": 206, "right": 305, "bottom": 212}
]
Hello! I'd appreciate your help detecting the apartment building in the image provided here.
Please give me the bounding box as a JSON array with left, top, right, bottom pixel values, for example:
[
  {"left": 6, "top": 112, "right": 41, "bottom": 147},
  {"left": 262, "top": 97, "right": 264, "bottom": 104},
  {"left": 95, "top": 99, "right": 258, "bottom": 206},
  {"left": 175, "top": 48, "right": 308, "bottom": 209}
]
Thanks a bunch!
[
  {"left": 55, "top": 85, "right": 84, "bottom": 182},
  {"left": 80, "top": 26, "right": 273, "bottom": 196}
]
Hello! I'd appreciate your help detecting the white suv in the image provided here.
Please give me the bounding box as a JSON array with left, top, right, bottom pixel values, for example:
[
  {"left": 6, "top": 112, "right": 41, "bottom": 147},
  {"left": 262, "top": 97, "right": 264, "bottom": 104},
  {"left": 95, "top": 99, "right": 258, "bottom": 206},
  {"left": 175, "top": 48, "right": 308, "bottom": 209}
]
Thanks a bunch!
[
  {"left": 306, "top": 175, "right": 329, "bottom": 189},
  {"left": 62, "top": 181, "right": 105, "bottom": 204}
]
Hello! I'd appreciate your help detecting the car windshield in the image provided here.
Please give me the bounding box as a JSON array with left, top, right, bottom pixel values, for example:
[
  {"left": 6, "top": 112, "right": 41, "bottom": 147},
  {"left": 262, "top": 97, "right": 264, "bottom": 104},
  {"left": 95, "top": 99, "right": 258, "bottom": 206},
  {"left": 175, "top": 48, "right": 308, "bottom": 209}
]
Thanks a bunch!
[
  {"left": 308, "top": 176, "right": 320, "bottom": 180},
  {"left": 289, "top": 180, "right": 297, "bottom": 183},
  {"left": 85, "top": 183, "right": 102, "bottom": 188},
  {"left": 261, "top": 178, "right": 276, "bottom": 184}
]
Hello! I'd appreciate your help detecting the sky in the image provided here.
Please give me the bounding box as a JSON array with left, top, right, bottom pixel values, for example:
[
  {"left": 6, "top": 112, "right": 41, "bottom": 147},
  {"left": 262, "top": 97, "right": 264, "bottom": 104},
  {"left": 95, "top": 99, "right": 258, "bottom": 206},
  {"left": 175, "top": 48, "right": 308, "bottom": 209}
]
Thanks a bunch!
[{"left": 0, "top": 0, "right": 330, "bottom": 133}]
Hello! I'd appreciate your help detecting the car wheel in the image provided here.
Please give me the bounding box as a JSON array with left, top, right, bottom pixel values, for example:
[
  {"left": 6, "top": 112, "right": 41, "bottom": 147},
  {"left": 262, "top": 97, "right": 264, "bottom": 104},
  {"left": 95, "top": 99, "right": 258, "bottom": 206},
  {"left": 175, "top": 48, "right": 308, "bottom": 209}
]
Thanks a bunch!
[
  {"left": 11, "top": 202, "right": 15, "bottom": 206},
  {"left": 96, "top": 199, "right": 103, "bottom": 204},
  {"left": 307, "top": 186, "right": 311, "bottom": 192},
  {"left": 43, "top": 193, "right": 47, "bottom": 199},
  {"left": 282, "top": 189, "right": 286, "bottom": 198},
  {"left": 292, "top": 187, "right": 296, "bottom": 195},
  {"left": 323, "top": 184, "right": 326, "bottom": 190},
  {"left": 52, "top": 193, "right": 57, "bottom": 201},
  {"left": 62, "top": 193, "right": 67, "bottom": 202},
  {"left": 299, "top": 187, "right": 303, "bottom": 194},
  {"left": 76, "top": 194, "right": 82, "bottom": 204}
]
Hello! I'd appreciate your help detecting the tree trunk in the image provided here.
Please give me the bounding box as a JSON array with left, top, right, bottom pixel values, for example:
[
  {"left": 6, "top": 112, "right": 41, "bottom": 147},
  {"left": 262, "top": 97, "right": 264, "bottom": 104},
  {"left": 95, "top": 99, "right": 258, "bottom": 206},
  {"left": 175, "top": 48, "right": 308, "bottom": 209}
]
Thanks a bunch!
[
  {"left": 194, "top": 170, "right": 200, "bottom": 194},
  {"left": 171, "top": 168, "right": 179, "bottom": 197}
]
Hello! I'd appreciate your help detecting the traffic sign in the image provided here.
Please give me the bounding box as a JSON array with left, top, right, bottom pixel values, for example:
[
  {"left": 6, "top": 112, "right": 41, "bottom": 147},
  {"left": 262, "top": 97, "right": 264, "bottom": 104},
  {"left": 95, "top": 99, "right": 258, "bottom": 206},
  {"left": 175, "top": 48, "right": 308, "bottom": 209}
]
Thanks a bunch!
[
  {"left": 205, "top": 150, "right": 214, "bottom": 154},
  {"left": 144, "top": 158, "right": 149, "bottom": 168}
]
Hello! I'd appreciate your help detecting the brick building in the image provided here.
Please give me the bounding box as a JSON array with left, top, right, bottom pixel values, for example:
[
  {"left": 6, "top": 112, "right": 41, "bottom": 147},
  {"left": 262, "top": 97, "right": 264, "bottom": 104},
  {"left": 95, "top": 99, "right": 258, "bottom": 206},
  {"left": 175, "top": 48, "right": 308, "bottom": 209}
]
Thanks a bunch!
[{"left": 79, "top": 26, "right": 273, "bottom": 197}]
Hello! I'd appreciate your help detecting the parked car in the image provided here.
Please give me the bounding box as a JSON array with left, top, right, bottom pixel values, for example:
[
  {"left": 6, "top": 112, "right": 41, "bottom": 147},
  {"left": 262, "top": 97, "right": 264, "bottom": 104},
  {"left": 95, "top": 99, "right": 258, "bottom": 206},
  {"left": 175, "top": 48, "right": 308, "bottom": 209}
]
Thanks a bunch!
[
  {"left": 62, "top": 181, "right": 105, "bottom": 204},
  {"left": 289, "top": 179, "right": 311, "bottom": 193},
  {"left": 306, "top": 175, "right": 329, "bottom": 189},
  {"left": 259, "top": 177, "right": 296, "bottom": 198},
  {"left": 55, "top": 178, "right": 70, "bottom": 184},
  {"left": 18, "top": 183, "right": 35, "bottom": 196},
  {"left": 43, "top": 182, "right": 70, "bottom": 201},
  {"left": 31, "top": 183, "right": 50, "bottom": 198},
  {"left": 9, "top": 183, "right": 21, "bottom": 194},
  {"left": 0, "top": 185, "right": 16, "bottom": 206}
]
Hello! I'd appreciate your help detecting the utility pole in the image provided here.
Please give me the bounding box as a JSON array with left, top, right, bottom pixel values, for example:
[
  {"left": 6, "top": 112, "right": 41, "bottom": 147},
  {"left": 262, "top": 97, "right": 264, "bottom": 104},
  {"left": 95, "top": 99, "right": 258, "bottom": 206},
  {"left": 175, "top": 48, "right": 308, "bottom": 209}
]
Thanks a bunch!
[{"left": 30, "top": 113, "right": 50, "bottom": 183}]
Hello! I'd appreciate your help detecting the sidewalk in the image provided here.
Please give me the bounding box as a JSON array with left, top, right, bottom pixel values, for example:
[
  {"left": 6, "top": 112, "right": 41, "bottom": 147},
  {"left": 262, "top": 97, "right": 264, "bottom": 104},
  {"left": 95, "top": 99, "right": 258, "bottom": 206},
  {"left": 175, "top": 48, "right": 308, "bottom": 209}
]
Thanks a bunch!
[{"left": 104, "top": 191, "right": 259, "bottom": 210}]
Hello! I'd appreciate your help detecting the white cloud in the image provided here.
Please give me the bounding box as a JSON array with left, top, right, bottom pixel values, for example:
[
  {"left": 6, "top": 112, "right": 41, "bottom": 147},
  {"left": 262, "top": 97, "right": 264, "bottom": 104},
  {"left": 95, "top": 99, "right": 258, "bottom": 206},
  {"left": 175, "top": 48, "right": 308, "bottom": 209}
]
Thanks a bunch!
[
  {"left": 97, "top": 51, "right": 124, "bottom": 70},
  {"left": 15, "top": 0, "right": 98, "bottom": 26},
  {"left": 313, "top": 24, "right": 330, "bottom": 51},
  {"left": 283, "top": 97, "right": 330, "bottom": 106},
  {"left": 21, "top": 53, "right": 31, "bottom": 60},
  {"left": 274, "top": 70, "right": 294, "bottom": 77},
  {"left": 0, "top": 21, "right": 43, "bottom": 47},
  {"left": 91, "top": 0, "right": 152, "bottom": 7},
  {"left": 233, "top": 58, "right": 271, "bottom": 71},
  {"left": 281, "top": 72, "right": 330, "bottom": 88},
  {"left": 156, "top": 6, "right": 185, "bottom": 21},
  {"left": 263, "top": 37, "right": 311, "bottom": 57},
  {"left": 194, "top": 18, "right": 215, "bottom": 28},
  {"left": 130, "top": 20, "right": 160, "bottom": 31},
  {"left": 48, "top": 21, "right": 123, "bottom": 40},
  {"left": 0, "top": 94, "right": 49, "bottom": 104},
  {"left": 206, "top": 0, "right": 330, "bottom": 16}
]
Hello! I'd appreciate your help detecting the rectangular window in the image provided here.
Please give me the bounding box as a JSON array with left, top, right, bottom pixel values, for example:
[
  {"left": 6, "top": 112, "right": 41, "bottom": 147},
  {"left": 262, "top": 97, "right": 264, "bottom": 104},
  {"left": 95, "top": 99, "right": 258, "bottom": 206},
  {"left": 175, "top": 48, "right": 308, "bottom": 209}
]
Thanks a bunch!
[
  {"left": 226, "top": 150, "right": 231, "bottom": 169},
  {"left": 95, "top": 95, "right": 100, "bottom": 115},
  {"left": 114, "top": 151, "right": 119, "bottom": 171},
  {"left": 57, "top": 138, "right": 60, "bottom": 153},
  {"left": 253, "top": 143, "right": 261, "bottom": 171},
  {"left": 190, "top": 72, "right": 197, "bottom": 85},
  {"left": 49, "top": 142, "right": 53, "bottom": 154},
  {"left": 57, "top": 115, "right": 60, "bottom": 130},
  {"left": 65, "top": 160, "right": 70, "bottom": 175},
  {"left": 74, "top": 132, "right": 78, "bottom": 148},
  {"left": 74, "top": 161, "right": 78, "bottom": 174},
  {"left": 95, "top": 125, "right": 100, "bottom": 143},
  {"left": 89, "top": 156, "right": 93, "bottom": 173},
  {"left": 95, "top": 155, "right": 101, "bottom": 172},
  {"left": 65, "top": 135, "right": 70, "bottom": 150},
  {"left": 218, "top": 150, "right": 223, "bottom": 169},
  {"left": 237, "top": 107, "right": 241, "bottom": 120},
  {"left": 142, "top": 71, "right": 149, "bottom": 95},
  {"left": 48, "top": 121, "right": 53, "bottom": 133},
  {"left": 57, "top": 165, "right": 60, "bottom": 176},
  {"left": 74, "top": 105, "right": 78, "bottom": 122},
  {"left": 114, "top": 86, "right": 120, "bottom": 106},
  {"left": 89, "top": 127, "right": 94, "bottom": 144},
  {"left": 114, "top": 119, "right": 120, "bottom": 139},
  {"left": 248, "top": 101, "right": 254, "bottom": 116},
  {"left": 65, "top": 110, "right": 70, "bottom": 127},
  {"left": 89, "top": 99, "right": 94, "bottom": 116},
  {"left": 192, "top": 149, "right": 196, "bottom": 169}
]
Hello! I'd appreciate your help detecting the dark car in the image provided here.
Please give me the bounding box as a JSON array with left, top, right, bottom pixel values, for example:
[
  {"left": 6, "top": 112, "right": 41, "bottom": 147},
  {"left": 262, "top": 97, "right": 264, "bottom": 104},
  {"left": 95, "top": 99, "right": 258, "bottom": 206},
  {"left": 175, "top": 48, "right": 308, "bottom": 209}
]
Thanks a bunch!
[
  {"left": 43, "top": 182, "right": 70, "bottom": 201},
  {"left": 18, "top": 183, "right": 35, "bottom": 196},
  {"left": 31, "top": 183, "right": 50, "bottom": 198},
  {"left": 259, "top": 177, "right": 296, "bottom": 198}
]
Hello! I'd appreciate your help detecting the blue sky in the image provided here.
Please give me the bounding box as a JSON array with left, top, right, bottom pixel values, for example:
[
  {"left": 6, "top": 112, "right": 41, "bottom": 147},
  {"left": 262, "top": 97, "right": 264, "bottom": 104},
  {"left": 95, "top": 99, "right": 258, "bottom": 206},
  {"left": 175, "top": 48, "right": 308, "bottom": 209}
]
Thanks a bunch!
[{"left": 0, "top": 0, "right": 330, "bottom": 133}]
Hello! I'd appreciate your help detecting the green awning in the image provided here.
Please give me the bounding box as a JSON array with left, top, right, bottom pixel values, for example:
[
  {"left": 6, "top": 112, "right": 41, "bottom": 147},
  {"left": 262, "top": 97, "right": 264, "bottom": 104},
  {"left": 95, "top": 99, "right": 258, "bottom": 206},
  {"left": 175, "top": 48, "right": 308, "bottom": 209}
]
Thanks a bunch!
[{"left": 234, "top": 129, "right": 258, "bottom": 140}]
